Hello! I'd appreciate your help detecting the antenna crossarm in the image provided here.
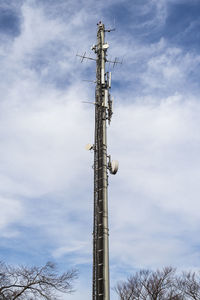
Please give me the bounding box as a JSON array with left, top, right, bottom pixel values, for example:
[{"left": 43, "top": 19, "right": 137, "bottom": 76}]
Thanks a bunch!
[{"left": 76, "top": 53, "right": 97, "bottom": 62}]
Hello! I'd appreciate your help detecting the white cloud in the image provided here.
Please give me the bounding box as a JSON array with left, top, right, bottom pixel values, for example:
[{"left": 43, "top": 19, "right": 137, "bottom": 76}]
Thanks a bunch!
[
  {"left": 143, "top": 47, "right": 200, "bottom": 90},
  {"left": 107, "top": 94, "right": 200, "bottom": 271},
  {"left": 14, "top": 4, "right": 63, "bottom": 57},
  {"left": 0, "top": 196, "right": 24, "bottom": 235}
]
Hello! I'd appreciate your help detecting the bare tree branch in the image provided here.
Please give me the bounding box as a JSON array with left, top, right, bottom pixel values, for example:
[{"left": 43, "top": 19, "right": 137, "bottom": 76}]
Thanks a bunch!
[
  {"left": 115, "top": 267, "right": 185, "bottom": 300},
  {"left": 177, "top": 271, "right": 200, "bottom": 300},
  {"left": 0, "top": 261, "right": 77, "bottom": 300}
]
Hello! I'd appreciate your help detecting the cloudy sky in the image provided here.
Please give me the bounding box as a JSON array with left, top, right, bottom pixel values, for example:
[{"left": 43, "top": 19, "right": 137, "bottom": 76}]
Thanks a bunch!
[{"left": 1, "top": 0, "right": 200, "bottom": 298}]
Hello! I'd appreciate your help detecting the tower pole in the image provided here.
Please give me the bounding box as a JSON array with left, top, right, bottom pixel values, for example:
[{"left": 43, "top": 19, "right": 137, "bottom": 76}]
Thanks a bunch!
[
  {"left": 93, "top": 22, "right": 111, "bottom": 300},
  {"left": 79, "top": 21, "right": 118, "bottom": 300}
]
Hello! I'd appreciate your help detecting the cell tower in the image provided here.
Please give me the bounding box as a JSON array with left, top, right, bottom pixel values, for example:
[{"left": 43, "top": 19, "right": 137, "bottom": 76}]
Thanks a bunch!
[{"left": 78, "top": 21, "right": 119, "bottom": 300}]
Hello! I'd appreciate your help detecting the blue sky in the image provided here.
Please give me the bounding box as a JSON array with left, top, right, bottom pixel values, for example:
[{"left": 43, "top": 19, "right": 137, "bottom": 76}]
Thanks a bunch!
[{"left": 1, "top": 0, "right": 200, "bottom": 299}]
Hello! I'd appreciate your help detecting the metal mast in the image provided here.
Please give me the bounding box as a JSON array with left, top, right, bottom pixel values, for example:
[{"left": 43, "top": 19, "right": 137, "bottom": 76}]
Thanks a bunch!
[
  {"left": 93, "top": 22, "right": 109, "bottom": 300},
  {"left": 92, "top": 22, "right": 118, "bottom": 300},
  {"left": 78, "top": 21, "right": 119, "bottom": 300}
]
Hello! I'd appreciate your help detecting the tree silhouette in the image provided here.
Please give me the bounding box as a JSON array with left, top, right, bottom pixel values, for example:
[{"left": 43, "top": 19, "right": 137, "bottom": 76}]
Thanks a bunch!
[{"left": 0, "top": 261, "right": 77, "bottom": 300}]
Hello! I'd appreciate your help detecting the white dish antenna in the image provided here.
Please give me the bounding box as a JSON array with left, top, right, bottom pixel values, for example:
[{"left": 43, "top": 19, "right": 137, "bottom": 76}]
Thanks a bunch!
[
  {"left": 110, "top": 160, "right": 119, "bottom": 175},
  {"left": 85, "top": 143, "right": 93, "bottom": 151},
  {"left": 103, "top": 43, "right": 109, "bottom": 50}
]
